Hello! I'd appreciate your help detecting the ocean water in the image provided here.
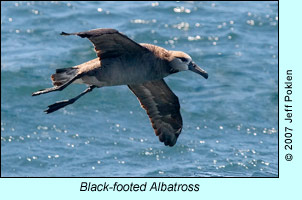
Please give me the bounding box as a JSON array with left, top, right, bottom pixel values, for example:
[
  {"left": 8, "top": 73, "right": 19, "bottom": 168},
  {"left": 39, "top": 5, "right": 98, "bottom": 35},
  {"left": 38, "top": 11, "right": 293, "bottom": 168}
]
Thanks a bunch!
[{"left": 1, "top": 1, "right": 278, "bottom": 177}]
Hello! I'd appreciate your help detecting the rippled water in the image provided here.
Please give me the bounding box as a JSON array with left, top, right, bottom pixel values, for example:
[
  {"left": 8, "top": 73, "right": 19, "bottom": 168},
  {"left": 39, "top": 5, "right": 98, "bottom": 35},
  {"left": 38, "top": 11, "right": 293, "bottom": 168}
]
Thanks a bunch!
[{"left": 1, "top": 1, "right": 278, "bottom": 177}]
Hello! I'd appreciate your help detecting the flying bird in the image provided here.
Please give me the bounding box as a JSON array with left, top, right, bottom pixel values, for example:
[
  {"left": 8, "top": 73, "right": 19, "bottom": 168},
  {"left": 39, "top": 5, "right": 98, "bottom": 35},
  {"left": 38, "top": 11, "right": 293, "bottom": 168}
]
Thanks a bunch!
[{"left": 32, "top": 28, "right": 208, "bottom": 146}]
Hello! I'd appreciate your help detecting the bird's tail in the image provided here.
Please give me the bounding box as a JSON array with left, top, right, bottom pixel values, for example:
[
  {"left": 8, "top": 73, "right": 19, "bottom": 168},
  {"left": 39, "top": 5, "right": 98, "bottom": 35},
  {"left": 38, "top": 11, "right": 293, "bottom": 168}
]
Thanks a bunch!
[
  {"left": 51, "top": 67, "right": 78, "bottom": 87},
  {"left": 32, "top": 67, "right": 80, "bottom": 96}
]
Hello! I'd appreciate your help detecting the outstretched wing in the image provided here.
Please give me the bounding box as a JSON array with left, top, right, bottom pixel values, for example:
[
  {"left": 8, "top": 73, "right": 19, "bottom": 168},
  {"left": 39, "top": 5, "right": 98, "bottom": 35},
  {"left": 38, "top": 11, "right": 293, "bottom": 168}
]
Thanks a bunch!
[
  {"left": 128, "top": 79, "right": 183, "bottom": 146},
  {"left": 61, "top": 28, "right": 149, "bottom": 59}
]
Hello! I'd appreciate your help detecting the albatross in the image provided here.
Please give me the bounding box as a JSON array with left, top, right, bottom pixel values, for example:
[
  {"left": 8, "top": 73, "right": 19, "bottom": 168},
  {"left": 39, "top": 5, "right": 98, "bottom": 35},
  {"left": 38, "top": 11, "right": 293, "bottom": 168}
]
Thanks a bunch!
[{"left": 32, "top": 28, "right": 208, "bottom": 147}]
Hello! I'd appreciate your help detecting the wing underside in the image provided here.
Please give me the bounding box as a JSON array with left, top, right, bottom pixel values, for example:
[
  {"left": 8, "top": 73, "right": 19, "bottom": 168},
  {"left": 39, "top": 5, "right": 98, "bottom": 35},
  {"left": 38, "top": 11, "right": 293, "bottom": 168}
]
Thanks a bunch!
[{"left": 128, "top": 79, "right": 182, "bottom": 146}]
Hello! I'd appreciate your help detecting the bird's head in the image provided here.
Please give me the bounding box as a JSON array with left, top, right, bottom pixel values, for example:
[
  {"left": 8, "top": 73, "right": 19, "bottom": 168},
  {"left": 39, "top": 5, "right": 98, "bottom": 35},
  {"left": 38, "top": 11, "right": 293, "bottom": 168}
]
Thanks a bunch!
[{"left": 169, "top": 51, "right": 208, "bottom": 79}]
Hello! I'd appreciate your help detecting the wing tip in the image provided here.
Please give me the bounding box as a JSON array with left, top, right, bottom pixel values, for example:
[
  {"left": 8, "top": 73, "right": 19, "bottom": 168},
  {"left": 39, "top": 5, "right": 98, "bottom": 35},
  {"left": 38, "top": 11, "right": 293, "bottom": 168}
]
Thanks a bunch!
[
  {"left": 158, "top": 130, "right": 181, "bottom": 147},
  {"left": 60, "top": 32, "right": 81, "bottom": 37},
  {"left": 60, "top": 31, "right": 70, "bottom": 36},
  {"left": 60, "top": 29, "right": 118, "bottom": 37}
]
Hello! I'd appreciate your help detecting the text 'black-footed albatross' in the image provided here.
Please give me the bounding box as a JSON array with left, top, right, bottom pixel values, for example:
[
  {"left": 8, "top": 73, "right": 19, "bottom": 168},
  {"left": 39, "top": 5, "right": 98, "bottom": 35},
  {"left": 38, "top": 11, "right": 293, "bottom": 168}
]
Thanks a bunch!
[{"left": 32, "top": 28, "right": 208, "bottom": 147}]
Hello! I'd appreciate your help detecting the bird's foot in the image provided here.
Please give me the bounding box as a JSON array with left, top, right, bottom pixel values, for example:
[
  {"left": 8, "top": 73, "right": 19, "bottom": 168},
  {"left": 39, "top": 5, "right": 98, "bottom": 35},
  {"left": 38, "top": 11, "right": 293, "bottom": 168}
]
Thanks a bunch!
[{"left": 44, "top": 99, "right": 75, "bottom": 114}]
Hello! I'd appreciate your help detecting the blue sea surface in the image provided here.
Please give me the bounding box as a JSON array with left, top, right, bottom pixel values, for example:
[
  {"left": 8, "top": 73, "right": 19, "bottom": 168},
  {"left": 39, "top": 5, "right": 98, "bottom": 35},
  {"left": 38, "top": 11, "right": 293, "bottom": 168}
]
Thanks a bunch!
[{"left": 1, "top": 1, "right": 278, "bottom": 177}]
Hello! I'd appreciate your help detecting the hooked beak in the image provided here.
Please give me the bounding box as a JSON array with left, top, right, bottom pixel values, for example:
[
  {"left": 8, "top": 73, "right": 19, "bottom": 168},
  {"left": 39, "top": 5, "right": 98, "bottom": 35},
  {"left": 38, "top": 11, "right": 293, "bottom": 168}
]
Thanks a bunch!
[{"left": 188, "top": 62, "right": 208, "bottom": 79}]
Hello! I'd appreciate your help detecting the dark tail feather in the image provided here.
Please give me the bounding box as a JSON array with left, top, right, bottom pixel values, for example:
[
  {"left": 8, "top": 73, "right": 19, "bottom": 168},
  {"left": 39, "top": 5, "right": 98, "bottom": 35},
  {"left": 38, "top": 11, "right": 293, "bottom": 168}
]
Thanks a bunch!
[{"left": 51, "top": 67, "right": 78, "bottom": 87}]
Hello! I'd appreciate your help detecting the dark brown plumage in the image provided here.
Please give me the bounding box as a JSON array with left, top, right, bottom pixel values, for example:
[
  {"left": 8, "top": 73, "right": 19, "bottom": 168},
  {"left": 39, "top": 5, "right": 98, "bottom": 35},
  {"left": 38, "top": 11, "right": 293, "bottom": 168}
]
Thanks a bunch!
[
  {"left": 129, "top": 80, "right": 182, "bottom": 146},
  {"left": 33, "top": 28, "right": 208, "bottom": 146}
]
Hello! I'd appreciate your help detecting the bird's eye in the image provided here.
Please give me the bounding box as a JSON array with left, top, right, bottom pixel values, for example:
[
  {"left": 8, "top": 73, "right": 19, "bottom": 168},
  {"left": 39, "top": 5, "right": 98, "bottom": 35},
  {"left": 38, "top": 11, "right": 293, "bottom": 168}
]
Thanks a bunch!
[{"left": 177, "top": 57, "right": 188, "bottom": 62}]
